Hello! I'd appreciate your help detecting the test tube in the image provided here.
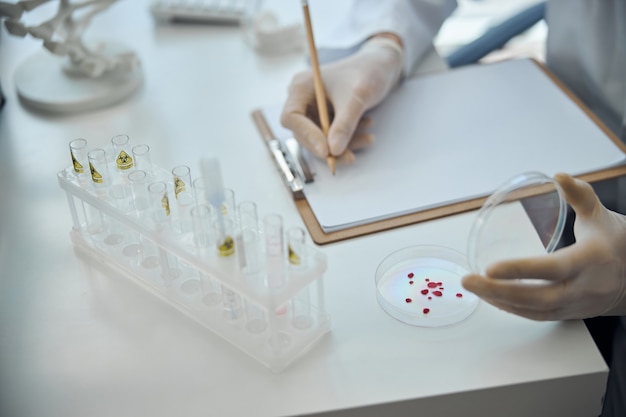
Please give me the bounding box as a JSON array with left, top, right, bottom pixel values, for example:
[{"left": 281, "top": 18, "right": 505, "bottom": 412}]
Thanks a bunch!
[
  {"left": 215, "top": 217, "right": 236, "bottom": 257},
  {"left": 200, "top": 273, "right": 222, "bottom": 307},
  {"left": 119, "top": 176, "right": 143, "bottom": 259},
  {"left": 146, "top": 184, "right": 178, "bottom": 283},
  {"left": 263, "top": 213, "right": 285, "bottom": 288},
  {"left": 66, "top": 138, "right": 90, "bottom": 230},
  {"left": 192, "top": 177, "right": 209, "bottom": 206},
  {"left": 172, "top": 165, "right": 192, "bottom": 201},
  {"left": 87, "top": 147, "right": 114, "bottom": 237},
  {"left": 103, "top": 184, "right": 127, "bottom": 246},
  {"left": 148, "top": 181, "right": 171, "bottom": 227},
  {"left": 69, "top": 138, "right": 90, "bottom": 185},
  {"left": 291, "top": 286, "right": 314, "bottom": 329},
  {"left": 87, "top": 148, "right": 111, "bottom": 190},
  {"left": 128, "top": 170, "right": 149, "bottom": 214},
  {"left": 172, "top": 165, "right": 194, "bottom": 233},
  {"left": 159, "top": 249, "right": 182, "bottom": 284},
  {"left": 111, "top": 134, "right": 134, "bottom": 172},
  {"left": 131, "top": 144, "right": 153, "bottom": 178},
  {"left": 222, "top": 284, "right": 242, "bottom": 321},
  {"left": 287, "top": 227, "right": 308, "bottom": 268},
  {"left": 140, "top": 234, "right": 161, "bottom": 269},
  {"left": 245, "top": 300, "right": 267, "bottom": 334},
  {"left": 238, "top": 200, "right": 261, "bottom": 275},
  {"left": 191, "top": 204, "right": 213, "bottom": 248},
  {"left": 221, "top": 188, "right": 236, "bottom": 221},
  {"left": 84, "top": 202, "right": 106, "bottom": 235},
  {"left": 288, "top": 226, "right": 313, "bottom": 329}
]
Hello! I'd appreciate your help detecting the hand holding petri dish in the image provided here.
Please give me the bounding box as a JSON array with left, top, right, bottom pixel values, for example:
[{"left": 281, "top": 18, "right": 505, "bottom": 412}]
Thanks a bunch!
[{"left": 375, "top": 172, "right": 567, "bottom": 327}]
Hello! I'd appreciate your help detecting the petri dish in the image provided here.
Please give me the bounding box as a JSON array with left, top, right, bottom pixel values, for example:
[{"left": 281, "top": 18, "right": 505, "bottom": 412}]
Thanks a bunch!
[
  {"left": 375, "top": 171, "right": 566, "bottom": 327},
  {"left": 375, "top": 245, "right": 479, "bottom": 327},
  {"left": 467, "top": 171, "right": 567, "bottom": 275}
]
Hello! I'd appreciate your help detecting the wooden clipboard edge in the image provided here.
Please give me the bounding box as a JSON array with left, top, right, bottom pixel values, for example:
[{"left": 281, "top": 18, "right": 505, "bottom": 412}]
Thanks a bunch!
[
  {"left": 254, "top": 59, "right": 626, "bottom": 245},
  {"left": 295, "top": 196, "right": 486, "bottom": 245}
]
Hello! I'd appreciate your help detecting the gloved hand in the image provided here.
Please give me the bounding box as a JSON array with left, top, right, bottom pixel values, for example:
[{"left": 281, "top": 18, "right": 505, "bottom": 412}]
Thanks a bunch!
[
  {"left": 280, "top": 35, "right": 404, "bottom": 163},
  {"left": 462, "top": 173, "right": 626, "bottom": 321}
]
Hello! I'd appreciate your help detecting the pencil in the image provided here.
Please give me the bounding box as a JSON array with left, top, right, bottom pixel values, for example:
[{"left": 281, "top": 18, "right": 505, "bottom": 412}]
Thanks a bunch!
[{"left": 301, "top": 0, "right": 336, "bottom": 175}]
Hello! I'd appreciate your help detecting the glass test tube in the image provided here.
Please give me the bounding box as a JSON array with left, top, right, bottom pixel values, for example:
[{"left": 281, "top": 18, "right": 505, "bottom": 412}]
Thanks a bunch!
[
  {"left": 238, "top": 200, "right": 261, "bottom": 274},
  {"left": 215, "top": 217, "right": 236, "bottom": 257},
  {"left": 221, "top": 188, "right": 236, "bottom": 221},
  {"left": 147, "top": 181, "right": 179, "bottom": 282},
  {"left": 103, "top": 183, "right": 127, "bottom": 246},
  {"left": 115, "top": 175, "right": 142, "bottom": 260},
  {"left": 222, "top": 284, "right": 242, "bottom": 321},
  {"left": 287, "top": 227, "right": 313, "bottom": 329},
  {"left": 245, "top": 300, "right": 267, "bottom": 334},
  {"left": 287, "top": 227, "right": 308, "bottom": 268},
  {"left": 192, "top": 177, "right": 209, "bottom": 206},
  {"left": 172, "top": 165, "right": 192, "bottom": 200},
  {"left": 111, "top": 134, "right": 134, "bottom": 172},
  {"left": 83, "top": 148, "right": 110, "bottom": 235},
  {"left": 264, "top": 213, "right": 285, "bottom": 288},
  {"left": 69, "top": 138, "right": 90, "bottom": 185},
  {"left": 88, "top": 148, "right": 110, "bottom": 190},
  {"left": 200, "top": 273, "right": 222, "bottom": 307},
  {"left": 148, "top": 181, "right": 171, "bottom": 226},
  {"left": 238, "top": 202, "right": 266, "bottom": 332},
  {"left": 128, "top": 170, "right": 149, "bottom": 213},
  {"left": 191, "top": 204, "right": 213, "bottom": 248},
  {"left": 140, "top": 234, "right": 161, "bottom": 269},
  {"left": 66, "top": 138, "right": 90, "bottom": 231},
  {"left": 172, "top": 165, "right": 194, "bottom": 233},
  {"left": 131, "top": 144, "right": 153, "bottom": 178}
]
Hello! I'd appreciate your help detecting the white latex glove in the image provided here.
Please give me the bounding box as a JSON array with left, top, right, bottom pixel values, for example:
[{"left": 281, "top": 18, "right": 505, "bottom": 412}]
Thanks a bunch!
[
  {"left": 280, "top": 36, "right": 404, "bottom": 162},
  {"left": 462, "top": 173, "right": 626, "bottom": 321}
]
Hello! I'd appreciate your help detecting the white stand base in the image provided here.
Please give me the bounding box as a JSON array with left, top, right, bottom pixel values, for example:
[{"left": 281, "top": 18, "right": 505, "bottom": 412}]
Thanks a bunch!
[{"left": 14, "top": 50, "right": 142, "bottom": 115}]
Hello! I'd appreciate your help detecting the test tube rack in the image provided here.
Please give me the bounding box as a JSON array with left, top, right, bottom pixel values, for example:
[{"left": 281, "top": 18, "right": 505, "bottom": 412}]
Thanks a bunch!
[{"left": 57, "top": 147, "right": 330, "bottom": 373}]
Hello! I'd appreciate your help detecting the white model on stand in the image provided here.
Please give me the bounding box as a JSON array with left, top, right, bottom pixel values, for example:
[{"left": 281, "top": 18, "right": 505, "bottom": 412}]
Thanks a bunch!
[{"left": 1, "top": 0, "right": 142, "bottom": 114}]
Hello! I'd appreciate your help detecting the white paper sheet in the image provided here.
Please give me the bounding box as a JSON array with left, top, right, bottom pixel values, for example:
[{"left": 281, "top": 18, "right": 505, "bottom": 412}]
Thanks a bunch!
[{"left": 262, "top": 59, "right": 626, "bottom": 232}]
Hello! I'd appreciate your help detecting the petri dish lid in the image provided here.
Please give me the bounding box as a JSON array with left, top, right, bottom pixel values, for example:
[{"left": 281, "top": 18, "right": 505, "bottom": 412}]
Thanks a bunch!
[
  {"left": 467, "top": 171, "right": 567, "bottom": 275},
  {"left": 375, "top": 245, "right": 479, "bottom": 327}
]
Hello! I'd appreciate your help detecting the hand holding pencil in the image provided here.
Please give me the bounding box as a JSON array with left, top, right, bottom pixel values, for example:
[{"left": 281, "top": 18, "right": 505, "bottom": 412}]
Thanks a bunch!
[{"left": 280, "top": 6, "right": 405, "bottom": 172}]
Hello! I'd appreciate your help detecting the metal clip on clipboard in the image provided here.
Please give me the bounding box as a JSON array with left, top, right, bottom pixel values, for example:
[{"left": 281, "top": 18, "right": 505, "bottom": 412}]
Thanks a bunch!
[{"left": 252, "top": 109, "right": 314, "bottom": 200}]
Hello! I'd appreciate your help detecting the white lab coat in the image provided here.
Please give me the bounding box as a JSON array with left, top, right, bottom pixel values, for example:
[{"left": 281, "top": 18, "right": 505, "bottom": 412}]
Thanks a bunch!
[{"left": 317, "top": 0, "right": 626, "bottom": 141}]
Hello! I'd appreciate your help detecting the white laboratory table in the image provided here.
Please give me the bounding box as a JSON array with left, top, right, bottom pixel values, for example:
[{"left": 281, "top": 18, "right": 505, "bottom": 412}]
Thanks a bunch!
[{"left": 0, "top": 1, "right": 608, "bottom": 417}]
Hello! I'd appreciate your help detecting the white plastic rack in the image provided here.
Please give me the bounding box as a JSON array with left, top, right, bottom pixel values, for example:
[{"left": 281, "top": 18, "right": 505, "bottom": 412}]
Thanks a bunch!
[{"left": 58, "top": 139, "right": 330, "bottom": 372}]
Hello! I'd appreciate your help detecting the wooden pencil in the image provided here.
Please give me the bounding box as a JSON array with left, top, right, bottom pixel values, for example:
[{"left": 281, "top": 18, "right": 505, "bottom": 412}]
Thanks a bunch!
[{"left": 301, "top": 0, "right": 336, "bottom": 175}]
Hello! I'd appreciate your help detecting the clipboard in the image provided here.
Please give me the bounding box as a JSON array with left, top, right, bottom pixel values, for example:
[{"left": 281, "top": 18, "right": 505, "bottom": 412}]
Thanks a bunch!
[{"left": 252, "top": 59, "right": 626, "bottom": 245}]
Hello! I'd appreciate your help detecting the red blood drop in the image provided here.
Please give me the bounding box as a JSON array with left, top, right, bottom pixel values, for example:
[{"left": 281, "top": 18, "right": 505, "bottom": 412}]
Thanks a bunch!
[
  {"left": 439, "top": 287, "right": 444, "bottom": 290},
  {"left": 432, "top": 290, "right": 443, "bottom": 297},
  {"left": 428, "top": 297, "right": 432, "bottom": 300},
  {"left": 409, "top": 281, "right": 414, "bottom": 285},
  {"left": 420, "top": 289, "right": 429, "bottom": 295},
  {"left": 427, "top": 282, "right": 438, "bottom": 288},
  {"left": 408, "top": 272, "right": 414, "bottom": 278},
  {"left": 456, "top": 293, "right": 463, "bottom": 298},
  {"left": 405, "top": 298, "right": 412, "bottom": 303},
  {"left": 425, "top": 278, "right": 430, "bottom": 282},
  {"left": 436, "top": 282, "right": 443, "bottom": 286},
  {"left": 423, "top": 308, "right": 430, "bottom": 314}
]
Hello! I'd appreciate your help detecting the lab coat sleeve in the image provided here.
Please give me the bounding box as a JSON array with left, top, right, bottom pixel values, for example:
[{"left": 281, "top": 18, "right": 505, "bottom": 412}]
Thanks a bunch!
[{"left": 315, "top": 0, "right": 457, "bottom": 75}]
